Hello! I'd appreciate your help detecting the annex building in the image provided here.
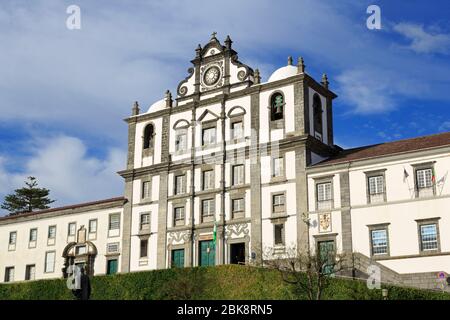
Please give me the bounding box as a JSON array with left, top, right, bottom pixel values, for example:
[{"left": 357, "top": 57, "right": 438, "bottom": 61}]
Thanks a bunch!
[{"left": 1, "top": 34, "right": 449, "bottom": 291}]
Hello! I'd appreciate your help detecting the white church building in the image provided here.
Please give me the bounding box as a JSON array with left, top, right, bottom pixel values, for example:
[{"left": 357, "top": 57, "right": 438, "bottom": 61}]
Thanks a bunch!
[{"left": 1, "top": 34, "right": 449, "bottom": 291}]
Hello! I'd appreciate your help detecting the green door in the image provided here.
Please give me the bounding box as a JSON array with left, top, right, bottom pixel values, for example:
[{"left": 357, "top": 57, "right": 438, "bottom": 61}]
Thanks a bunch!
[
  {"left": 107, "top": 259, "right": 118, "bottom": 275},
  {"left": 199, "top": 240, "right": 215, "bottom": 266},
  {"left": 318, "top": 241, "right": 335, "bottom": 275},
  {"left": 171, "top": 249, "right": 185, "bottom": 268}
]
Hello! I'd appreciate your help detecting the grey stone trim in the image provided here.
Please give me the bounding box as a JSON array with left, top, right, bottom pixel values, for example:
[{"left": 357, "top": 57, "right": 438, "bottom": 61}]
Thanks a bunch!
[
  {"left": 326, "top": 96, "right": 334, "bottom": 146},
  {"left": 249, "top": 91, "right": 262, "bottom": 265},
  {"left": 295, "top": 145, "right": 309, "bottom": 253},
  {"left": 364, "top": 169, "right": 387, "bottom": 204},
  {"left": 416, "top": 218, "right": 441, "bottom": 254},
  {"left": 313, "top": 176, "right": 335, "bottom": 211},
  {"left": 370, "top": 250, "right": 450, "bottom": 261},
  {"left": 226, "top": 236, "right": 250, "bottom": 264},
  {"left": 339, "top": 171, "right": 353, "bottom": 253},
  {"left": 293, "top": 80, "right": 306, "bottom": 134},
  {"left": 126, "top": 118, "right": 137, "bottom": 170},
  {"left": 367, "top": 223, "right": 391, "bottom": 258},
  {"left": 271, "top": 191, "right": 286, "bottom": 215},
  {"left": 411, "top": 161, "right": 437, "bottom": 198},
  {"left": 120, "top": 178, "right": 133, "bottom": 273}
]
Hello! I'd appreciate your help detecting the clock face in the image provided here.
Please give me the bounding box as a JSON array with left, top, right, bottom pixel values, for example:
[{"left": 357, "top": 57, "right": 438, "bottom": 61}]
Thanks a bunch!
[{"left": 203, "top": 66, "right": 221, "bottom": 86}]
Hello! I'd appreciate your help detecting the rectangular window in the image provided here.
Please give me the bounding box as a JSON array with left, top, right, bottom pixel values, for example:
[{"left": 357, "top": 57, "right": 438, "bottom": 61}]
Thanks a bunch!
[
  {"left": 107, "top": 242, "right": 120, "bottom": 253},
  {"left": 202, "top": 127, "right": 216, "bottom": 146},
  {"left": 420, "top": 224, "right": 438, "bottom": 251},
  {"left": 175, "top": 175, "right": 185, "bottom": 195},
  {"left": 48, "top": 226, "right": 56, "bottom": 239},
  {"left": 9, "top": 231, "right": 17, "bottom": 245},
  {"left": 109, "top": 213, "right": 120, "bottom": 230},
  {"left": 202, "top": 199, "right": 215, "bottom": 218},
  {"left": 29, "top": 228, "right": 38, "bottom": 242},
  {"left": 25, "top": 264, "right": 35, "bottom": 281},
  {"left": 417, "top": 169, "right": 433, "bottom": 189},
  {"left": 175, "top": 130, "right": 187, "bottom": 152},
  {"left": 202, "top": 170, "right": 214, "bottom": 190},
  {"left": 4, "top": 267, "right": 14, "bottom": 282},
  {"left": 89, "top": 219, "right": 97, "bottom": 234},
  {"left": 232, "top": 164, "right": 244, "bottom": 185},
  {"left": 142, "top": 181, "right": 151, "bottom": 199},
  {"left": 231, "top": 121, "right": 243, "bottom": 140},
  {"left": 317, "top": 182, "right": 332, "bottom": 210},
  {"left": 140, "top": 239, "right": 148, "bottom": 258},
  {"left": 274, "top": 224, "right": 284, "bottom": 245},
  {"left": 232, "top": 198, "right": 244, "bottom": 213},
  {"left": 68, "top": 223, "right": 76, "bottom": 236},
  {"left": 140, "top": 213, "right": 150, "bottom": 231},
  {"left": 272, "top": 194, "right": 285, "bottom": 214},
  {"left": 371, "top": 229, "right": 388, "bottom": 255},
  {"left": 174, "top": 207, "right": 185, "bottom": 225},
  {"left": 368, "top": 176, "right": 384, "bottom": 195},
  {"left": 272, "top": 157, "right": 284, "bottom": 178},
  {"left": 44, "top": 251, "right": 55, "bottom": 273}
]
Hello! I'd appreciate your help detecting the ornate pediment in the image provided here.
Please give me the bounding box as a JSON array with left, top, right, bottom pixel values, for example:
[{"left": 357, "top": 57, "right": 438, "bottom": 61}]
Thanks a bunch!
[{"left": 176, "top": 33, "right": 254, "bottom": 99}]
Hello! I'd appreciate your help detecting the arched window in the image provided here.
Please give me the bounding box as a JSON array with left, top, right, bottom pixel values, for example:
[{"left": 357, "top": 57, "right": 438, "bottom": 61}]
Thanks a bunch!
[
  {"left": 270, "top": 93, "right": 284, "bottom": 121},
  {"left": 313, "top": 94, "right": 323, "bottom": 136},
  {"left": 143, "top": 124, "right": 154, "bottom": 149}
]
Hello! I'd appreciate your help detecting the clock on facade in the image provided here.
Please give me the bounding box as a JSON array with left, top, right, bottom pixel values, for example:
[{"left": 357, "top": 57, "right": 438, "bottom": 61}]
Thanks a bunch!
[{"left": 203, "top": 66, "right": 221, "bottom": 86}]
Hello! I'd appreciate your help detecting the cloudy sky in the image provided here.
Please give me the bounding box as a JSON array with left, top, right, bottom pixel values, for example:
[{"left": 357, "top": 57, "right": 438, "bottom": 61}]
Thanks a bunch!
[{"left": 0, "top": 0, "right": 449, "bottom": 214}]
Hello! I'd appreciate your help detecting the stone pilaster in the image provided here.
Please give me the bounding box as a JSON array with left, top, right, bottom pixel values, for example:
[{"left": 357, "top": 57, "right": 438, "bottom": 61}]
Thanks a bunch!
[
  {"left": 250, "top": 91, "right": 262, "bottom": 264},
  {"left": 340, "top": 171, "right": 353, "bottom": 252},
  {"left": 295, "top": 145, "right": 309, "bottom": 253},
  {"left": 120, "top": 176, "right": 134, "bottom": 273},
  {"left": 293, "top": 80, "right": 306, "bottom": 135},
  {"left": 156, "top": 114, "right": 171, "bottom": 269}
]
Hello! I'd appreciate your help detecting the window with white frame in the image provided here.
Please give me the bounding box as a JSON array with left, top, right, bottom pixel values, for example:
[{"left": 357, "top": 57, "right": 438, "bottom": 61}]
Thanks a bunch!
[
  {"left": 9, "top": 231, "right": 17, "bottom": 245},
  {"left": 272, "top": 157, "right": 284, "bottom": 178},
  {"left": 48, "top": 226, "right": 56, "bottom": 239},
  {"left": 371, "top": 229, "right": 388, "bottom": 255},
  {"left": 29, "top": 228, "right": 37, "bottom": 242},
  {"left": 68, "top": 223, "right": 76, "bottom": 236},
  {"left": 174, "top": 207, "right": 185, "bottom": 225},
  {"left": 232, "top": 164, "right": 244, "bottom": 185},
  {"left": 109, "top": 213, "right": 120, "bottom": 230},
  {"left": 25, "top": 264, "right": 35, "bottom": 281},
  {"left": 44, "top": 251, "right": 55, "bottom": 273},
  {"left": 202, "top": 199, "right": 215, "bottom": 219},
  {"left": 202, "top": 170, "right": 214, "bottom": 190},
  {"left": 232, "top": 198, "right": 244, "bottom": 217},
  {"left": 142, "top": 181, "right": 151, "bottom": 200},
  {"left": 420, "top": 224, "right": 438, "bottom": 251},
  {"left": 89, "top": 219, "right": 97, "bottom": 234},
  {"left": 231, "top": 121, "right": 243, "bottom": 140},
  {"left": 202, "top": 127, "right": 216, "bottom": 146},
  {"left": 175, "top": 129, "right": 187, "bottom": 152},
  {"left": 175, "top": 175, "right": 185, "bottom": 195},
  {"left": 317, "top": 182, "right": 332, "bottom": 210},
  {"left": 368, "top": 175, "right": 385, "bottom": 203},
  {"left": 416, "top": 168, "right": 434, "bottom": 197},
  {"left": 272, "top": 194, "right": 285, "bottom": 214},
  {"left": 140, "top": 213, "right": 150, "bottom": 231},
  {"left": 4, "top": 267, "right": 14, "bottom": 282}
]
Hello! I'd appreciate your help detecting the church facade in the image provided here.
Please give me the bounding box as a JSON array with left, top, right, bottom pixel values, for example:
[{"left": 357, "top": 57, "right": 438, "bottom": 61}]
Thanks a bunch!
[{"left": 1, "top": 35, "right": 449, "bottom": 291}]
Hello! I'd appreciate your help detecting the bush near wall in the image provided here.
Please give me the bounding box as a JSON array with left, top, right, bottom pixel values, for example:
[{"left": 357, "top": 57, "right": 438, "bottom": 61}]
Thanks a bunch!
[{"left": 0, "top": 265, "right": 449, "bottom": 300}]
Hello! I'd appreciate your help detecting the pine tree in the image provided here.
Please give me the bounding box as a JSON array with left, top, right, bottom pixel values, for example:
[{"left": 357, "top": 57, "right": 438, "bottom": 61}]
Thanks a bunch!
[{"left": 1, "top": 176, "right": 55, "bottom": 215}]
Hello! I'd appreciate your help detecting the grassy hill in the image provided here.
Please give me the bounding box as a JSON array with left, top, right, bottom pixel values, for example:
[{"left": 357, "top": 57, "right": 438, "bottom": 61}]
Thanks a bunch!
[{"left": 0, "top": 265, "right": 448, "bottom": 300}]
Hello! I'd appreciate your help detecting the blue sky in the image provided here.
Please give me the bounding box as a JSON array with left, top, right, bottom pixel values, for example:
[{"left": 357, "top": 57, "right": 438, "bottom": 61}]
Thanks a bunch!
[{"left": 0, "top": 0, "right": 449, "bottom": 214}]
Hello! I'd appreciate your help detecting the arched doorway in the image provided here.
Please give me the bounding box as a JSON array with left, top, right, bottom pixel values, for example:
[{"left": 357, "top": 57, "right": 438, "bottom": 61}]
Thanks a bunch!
[{"left": 62, "top": 226, "right": 97, "bottom": 278}]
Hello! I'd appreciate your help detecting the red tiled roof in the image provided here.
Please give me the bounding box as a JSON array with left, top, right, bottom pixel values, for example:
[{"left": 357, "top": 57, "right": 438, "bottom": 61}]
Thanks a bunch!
[
  {"left": 0, "top": 196, "right": 126, "bottom": 221},
  {"left": 315, "top": 131, "right": 450, "bottom": 166}
]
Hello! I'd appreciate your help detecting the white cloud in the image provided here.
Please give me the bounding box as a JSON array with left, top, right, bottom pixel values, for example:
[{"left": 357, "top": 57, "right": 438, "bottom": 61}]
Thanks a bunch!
[
  {"left": 393, "top": 23, "right": 450, "bottom": 54},
  {"left": 0, "top": 135, "right": 126, "bottom": 215},
  {"left": 439, "top": 121, "right": 450, "bottom": 132}
]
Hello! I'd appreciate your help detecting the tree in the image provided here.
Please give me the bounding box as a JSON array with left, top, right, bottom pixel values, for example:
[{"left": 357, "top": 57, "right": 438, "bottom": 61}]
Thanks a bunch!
[
  {"left": 1, "top": 176, "right": 55, "bottom": 215},
  {"left": 264, "top": 245, "right": 353, "bottom": 300}
]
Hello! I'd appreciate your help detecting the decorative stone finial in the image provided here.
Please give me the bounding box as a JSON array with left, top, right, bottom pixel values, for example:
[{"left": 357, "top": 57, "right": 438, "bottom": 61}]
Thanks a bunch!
[
  {"left": 321, "top": 74, "right": 329, "bottom": 89},
  {"left": 195, "top": 44, "right": 202, "bottom": 58},
  {"left": 297, "top": 57, "right": 305, "bottom": 73},
  {"left": 165, "top": 90, "right": 173, "bottom": 108},
  {"left": 254, "top": 69, "right": 261, "bottom": 84},
  {"left": 132, "top": 101, "right": 140, "bottom": 116},
  {"left": 224, "top": 35, "right": 232, "bottom": 49},
  {"left": 210, "top": 31, "right": 218, "bottom": 41},
  {"left": 287, "top": 56, "right": 293, "bottom": 66}
]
